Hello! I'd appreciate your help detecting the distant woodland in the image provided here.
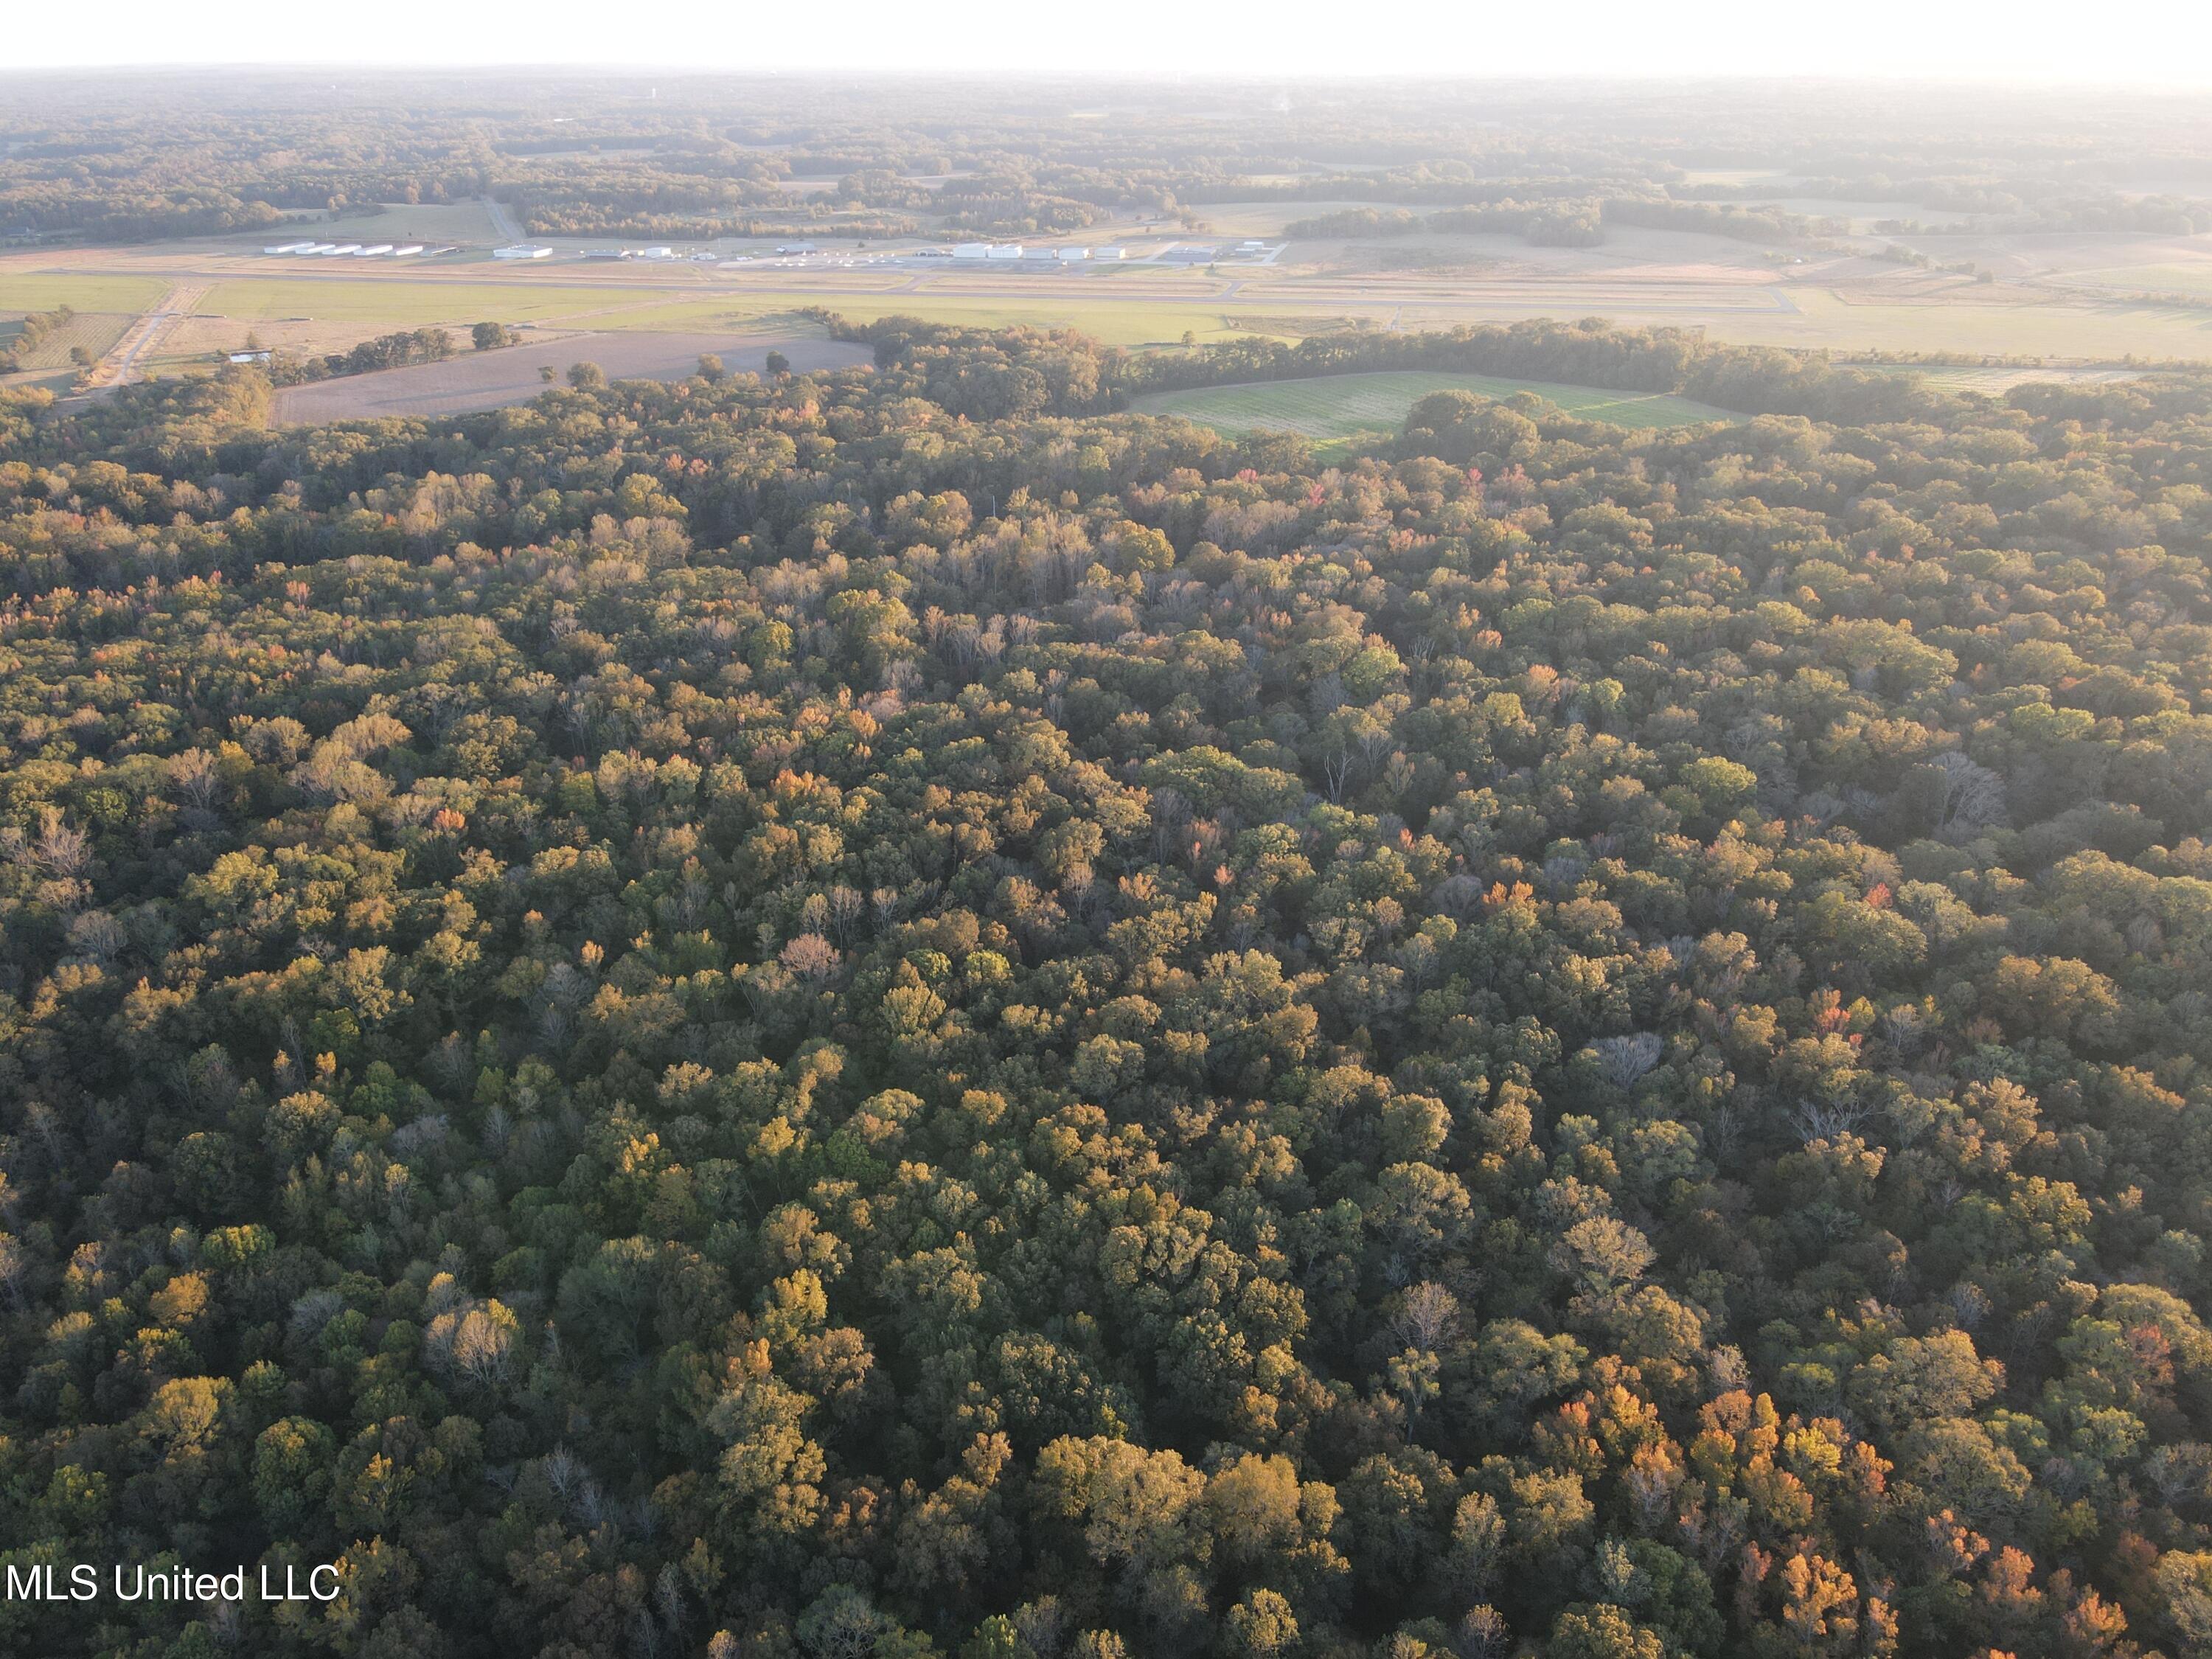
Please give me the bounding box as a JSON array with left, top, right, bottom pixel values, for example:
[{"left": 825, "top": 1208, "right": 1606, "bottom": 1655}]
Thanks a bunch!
[{"left": 3, "top": 74, "right": 2211, "bottom": 244}]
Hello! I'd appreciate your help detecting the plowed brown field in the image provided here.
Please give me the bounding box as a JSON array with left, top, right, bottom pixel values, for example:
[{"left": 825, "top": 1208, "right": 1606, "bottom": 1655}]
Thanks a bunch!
[{"left": 270, "top": 330, "right": 872, "bottom": 421}]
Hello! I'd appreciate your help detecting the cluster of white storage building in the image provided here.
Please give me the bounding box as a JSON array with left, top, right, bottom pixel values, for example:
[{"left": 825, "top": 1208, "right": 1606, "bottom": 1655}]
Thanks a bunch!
[
  {"left": 257, "top": 238, "right": 1276, "bottom": 269},
  {"left": 580, "top": 246, "right": 723, "bottom": 262},
  {"left": 262, "top": 240, "right": 456, "bottom": 259},
  {"left": 947, "top": 243, "right": 1126, "bottom": 262}
]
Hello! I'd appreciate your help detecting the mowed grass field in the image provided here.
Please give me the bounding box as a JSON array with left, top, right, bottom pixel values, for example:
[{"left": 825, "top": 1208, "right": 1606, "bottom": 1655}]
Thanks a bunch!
[
  {"left": 189, "top": 281, "right": 1249, "bottom": 347},
  {"left": 200, "top": 279, "right": 658, "bottom": 325},
  {"left": 1191, "top": 200, "right": 1376, "bottom": 237},
  {"left": 201, "top": 201, "right": 502, "bottom": 251},
  {"left": 1133, "top": 370, "right": 1735, "bottom": 442},
  {"left": 0, "top": 273, "right": 170, "bottom": 315},
  {"left": 589, "top": 290, "right": 1256, "bottom": 345}
]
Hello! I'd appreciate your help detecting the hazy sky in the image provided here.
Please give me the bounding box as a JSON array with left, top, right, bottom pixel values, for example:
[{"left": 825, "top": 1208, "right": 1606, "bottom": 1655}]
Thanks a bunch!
[{"left": 13, "top": 0, "right": 2212, "bottom": 82}]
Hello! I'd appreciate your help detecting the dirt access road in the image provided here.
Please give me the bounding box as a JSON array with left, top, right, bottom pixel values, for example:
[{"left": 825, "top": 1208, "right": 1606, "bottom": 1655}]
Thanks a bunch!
[
  {"left": 86, "top": 282, "right": 208, "bottom": 388},
  {"left": 483, "top": 196, "right": 526, "bottom": 244}
]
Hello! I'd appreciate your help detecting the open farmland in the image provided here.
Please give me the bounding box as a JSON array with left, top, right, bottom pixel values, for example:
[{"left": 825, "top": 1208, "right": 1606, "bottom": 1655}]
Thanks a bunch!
[
  {"left": 1851, "top": 362, "right": 2146, "bottom": 393},
  {"left": 0, "top": 271, "right": 169, "bottom": 315},
  {"left": 296, "top": 198, "right": 501, "bottom": 245},
  {"left": 26, "top": 260, "right": 2212, "bottom": 380},
  {"left": 2048, "top": 262, "right": 2212, "bottom": 297},
  {"left": 198, "top": 276, "right": 663, "bottom": 327},
  {"left": 267, "top": 329, "right": 872, "bottom": 421},
  {"left": 0, "top": 308, "right": 133, "bottom": 373},
  {"left": 1132, "top": 369, "right": 1735, "bottom": 443},
  {"left": 18, "top": 214, "right": 2212, "bottom": 368},
  {"left": 1189, "top": 199, "right": 1381, "bottom": 237},
  {"left": 195, "top": 198, "right": 501, "bottom": 251},
  {"left": 152, "top": 313, "right": 472, "bottom": 369}
]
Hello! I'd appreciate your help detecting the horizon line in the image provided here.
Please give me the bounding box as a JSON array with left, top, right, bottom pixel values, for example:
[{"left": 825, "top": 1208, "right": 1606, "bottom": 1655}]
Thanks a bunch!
[{"left": 5, "top": 64, "right": 2212, "bottom": 90}]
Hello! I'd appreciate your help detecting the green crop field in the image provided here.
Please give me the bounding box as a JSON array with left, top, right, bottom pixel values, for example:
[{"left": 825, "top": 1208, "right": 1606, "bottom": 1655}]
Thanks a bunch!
[
  {"left": 1131, "top": 370, "right": 1735, "bottom": 442},
  {"left": 0, "top": 273, "right": 170, "bottom": 316}
]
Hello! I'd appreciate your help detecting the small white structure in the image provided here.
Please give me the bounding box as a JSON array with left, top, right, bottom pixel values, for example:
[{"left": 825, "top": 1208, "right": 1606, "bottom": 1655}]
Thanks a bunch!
[
  {"left": 323, "top": 243, "right": 364, "bottom": 256},
  {"left": 1057, "top": 247, "right": 1090, "bottom": 262},
  {"left": 640, "top": 246, "right": 677, "bottom": 260},
  {"left": 493, "top": 244, "right": 553, "bottom": 260},
  {"left": 423, "top": 246, "right": 458, "bottom": 257},
  {"left": 290, "top": 243, "right": 335, "bottom": 255},
  {"left": 263, "top": 240, "right": 315, "bottom": 254},
  {"left": 984, "top": 243, "right": 1023, "bottom": 260},
  {"left": 1091, "top": 247, "right": 1127, "bottom": 260},
  {"left": 228, "top": 349, "right": 272, "bottom": 364},
  {"left": 355, "top": 244, "right": 395, "bottom": 257},
  {"left": 392, "top": 244, "right": 425, "bottom": 257},
  {"left": 952, "top": 243, "right": 991, "bottom": 260}
]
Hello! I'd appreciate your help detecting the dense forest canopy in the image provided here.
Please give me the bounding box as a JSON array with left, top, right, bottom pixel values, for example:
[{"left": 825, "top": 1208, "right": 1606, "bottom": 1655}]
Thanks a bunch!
[
  {"left": 5, "top": 317, "right": 2212, "bottom": 1658},
  {"left": 4, "top": 73, "right": 2212, "bottom": 243}
]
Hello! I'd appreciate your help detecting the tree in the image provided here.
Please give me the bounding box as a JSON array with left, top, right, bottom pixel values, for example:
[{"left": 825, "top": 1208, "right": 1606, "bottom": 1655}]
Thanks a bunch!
[
  {"left": 1545, "top": 1605, "right": 1665, "bottom": 1659},
  {"left": 1225, "top": 1590, "right": 1298, "bottom": 1657}
]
